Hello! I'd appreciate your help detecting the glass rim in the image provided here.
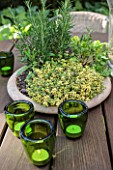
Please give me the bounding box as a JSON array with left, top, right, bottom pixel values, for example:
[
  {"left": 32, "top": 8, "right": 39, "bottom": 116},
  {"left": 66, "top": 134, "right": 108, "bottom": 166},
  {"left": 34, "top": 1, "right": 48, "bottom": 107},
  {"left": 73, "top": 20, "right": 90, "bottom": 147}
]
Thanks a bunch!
[
  {"left": 20, "top": 118, "right": 55, "bottom": 142},
  {"left": 58, "top": 99, "right": 88, "bottom": 117},
  {"left": 4, "top": 100, "right": 34, "bottom": 116},
  {"left": 0, "top": 51, "right": 14, "bottom": 58}
]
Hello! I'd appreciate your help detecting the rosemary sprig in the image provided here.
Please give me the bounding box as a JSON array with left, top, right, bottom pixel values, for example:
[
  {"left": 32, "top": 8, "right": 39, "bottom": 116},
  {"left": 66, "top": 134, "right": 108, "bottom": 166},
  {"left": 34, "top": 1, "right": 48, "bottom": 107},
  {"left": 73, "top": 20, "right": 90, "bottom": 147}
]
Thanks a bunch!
[{"left": 13, "top": 0, "right": 72, "bottom": 68}]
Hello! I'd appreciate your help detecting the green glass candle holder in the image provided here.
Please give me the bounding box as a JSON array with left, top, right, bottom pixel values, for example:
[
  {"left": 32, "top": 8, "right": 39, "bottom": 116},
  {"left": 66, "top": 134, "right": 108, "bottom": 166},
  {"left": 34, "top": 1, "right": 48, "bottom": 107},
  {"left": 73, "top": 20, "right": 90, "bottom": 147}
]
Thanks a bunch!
[
  {"left": 58, "top": 99, "right": 88, "bottom": 139},
  {"left": 20, "top": 119, "right": 56, "bottom": 166},
  {"left": 0, "top": 51, "right": 14, "bottom": 76},
  {"left": 4, "top": 100, "right": 35, "bottom": 138}
]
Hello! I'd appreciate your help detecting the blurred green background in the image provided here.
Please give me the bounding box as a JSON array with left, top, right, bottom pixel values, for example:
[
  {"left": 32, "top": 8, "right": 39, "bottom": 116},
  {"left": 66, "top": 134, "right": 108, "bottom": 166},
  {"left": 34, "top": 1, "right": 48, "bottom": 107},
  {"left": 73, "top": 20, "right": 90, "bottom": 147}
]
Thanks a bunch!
[{"left": 0, "top": 0, "right": 109, "bottom": 41}]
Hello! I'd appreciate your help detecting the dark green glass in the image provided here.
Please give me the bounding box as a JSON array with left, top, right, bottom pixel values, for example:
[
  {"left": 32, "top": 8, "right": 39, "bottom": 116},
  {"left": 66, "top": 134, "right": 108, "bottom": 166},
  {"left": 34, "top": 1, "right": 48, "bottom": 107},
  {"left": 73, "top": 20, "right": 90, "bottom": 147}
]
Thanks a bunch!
[
  {"left": 4, "top": 100, "right": 35, "bottom": 138},
  {"left": 0, "top": 51, "right": 14, "bottom": 76},
  {"left": 58, "top": 99, "right": 88, "bottom": 139},
  {"left": 20, "top": 119, "right": 56, "bottom": 166}
]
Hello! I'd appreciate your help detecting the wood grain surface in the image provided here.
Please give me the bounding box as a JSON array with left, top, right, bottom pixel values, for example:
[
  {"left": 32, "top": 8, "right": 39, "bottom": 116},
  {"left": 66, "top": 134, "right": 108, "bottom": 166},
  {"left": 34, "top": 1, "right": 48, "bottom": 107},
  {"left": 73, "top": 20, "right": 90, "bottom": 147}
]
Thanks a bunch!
[
  {"left": 0, "top": 40, "right": 15, "bottom": 113},
  {"left": 0, "top": 113, "right": 7, "bottom": 146},
  {"left": 103, "top": 78, "right": 113, "bottom": 164},
  {"left": 54, "top": 106, "right": 112, "bottom": 170}
]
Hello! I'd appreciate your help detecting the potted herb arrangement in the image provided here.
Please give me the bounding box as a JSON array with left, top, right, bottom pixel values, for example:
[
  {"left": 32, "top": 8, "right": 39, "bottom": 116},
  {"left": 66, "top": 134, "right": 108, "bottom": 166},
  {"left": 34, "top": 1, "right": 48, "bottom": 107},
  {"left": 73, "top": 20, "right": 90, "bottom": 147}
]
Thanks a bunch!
[{"left": 7, "top": 0, "right": 111, "bottom": 114}]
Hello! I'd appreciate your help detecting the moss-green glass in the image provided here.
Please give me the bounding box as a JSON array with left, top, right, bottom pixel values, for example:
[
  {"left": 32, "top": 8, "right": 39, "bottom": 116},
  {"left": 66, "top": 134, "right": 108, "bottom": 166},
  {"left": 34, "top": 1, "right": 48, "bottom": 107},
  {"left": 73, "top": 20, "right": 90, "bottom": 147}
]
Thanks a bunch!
[
  {"left": 20, "top": 119, "right": 56, "bottom": 166},
  {"left": 4, "top": 100, "right": 35, "bottom": 138},
  {"left": 0, "top": 51, "right": 14, "bottom": 76},
  {"left": 58, "top": 99, "right": 88, "bottom": 139}
]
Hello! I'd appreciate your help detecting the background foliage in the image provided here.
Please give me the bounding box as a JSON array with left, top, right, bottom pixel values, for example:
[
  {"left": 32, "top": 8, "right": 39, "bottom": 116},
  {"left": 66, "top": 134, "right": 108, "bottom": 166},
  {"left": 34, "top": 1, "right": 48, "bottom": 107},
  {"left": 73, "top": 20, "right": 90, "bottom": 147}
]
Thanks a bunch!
[
  {"left": 0, "top": 0, "right": 109, "bottom": 41},
  {"left": 0, "top": 0, "right": 108, "bottom": 10}
]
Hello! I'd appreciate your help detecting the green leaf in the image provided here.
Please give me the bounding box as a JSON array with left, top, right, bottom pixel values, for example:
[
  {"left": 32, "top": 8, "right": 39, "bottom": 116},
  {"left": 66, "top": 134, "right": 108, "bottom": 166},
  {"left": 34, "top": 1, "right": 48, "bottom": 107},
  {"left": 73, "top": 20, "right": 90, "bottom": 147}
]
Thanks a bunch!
[
  {"left": 15, "top": 6, "right": 25, "bottom": 14},
  {"left": 16, "top": 66, "right": 30, "bottom": 76},
  {"left": 2, "top": 8, "right": 13, "bottom": 18}
]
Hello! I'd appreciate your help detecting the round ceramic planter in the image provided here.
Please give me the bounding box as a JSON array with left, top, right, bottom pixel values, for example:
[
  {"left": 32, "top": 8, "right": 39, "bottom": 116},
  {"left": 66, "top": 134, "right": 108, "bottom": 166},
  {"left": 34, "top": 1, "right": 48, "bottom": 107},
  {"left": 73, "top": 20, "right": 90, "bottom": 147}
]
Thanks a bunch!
[{"left": 7, "top": 67, "right": 112, "bottom": 114}]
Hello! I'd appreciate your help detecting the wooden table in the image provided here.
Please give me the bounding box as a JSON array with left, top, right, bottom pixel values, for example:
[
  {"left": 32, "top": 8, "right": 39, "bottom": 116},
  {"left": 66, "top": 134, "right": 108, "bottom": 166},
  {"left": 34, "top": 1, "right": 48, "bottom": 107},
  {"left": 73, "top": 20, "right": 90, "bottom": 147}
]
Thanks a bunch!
[{"left": 0, "top": 33, "right": 113, "bottom": 170}]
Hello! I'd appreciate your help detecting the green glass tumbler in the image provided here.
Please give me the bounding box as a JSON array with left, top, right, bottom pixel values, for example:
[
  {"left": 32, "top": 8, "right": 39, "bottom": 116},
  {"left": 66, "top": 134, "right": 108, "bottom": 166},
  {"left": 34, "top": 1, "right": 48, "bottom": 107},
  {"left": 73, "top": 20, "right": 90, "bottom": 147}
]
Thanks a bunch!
[
  {"left": 58, "top": 99, "right": 88, "bottom": 139},
  {"left": 4, "top": 100, "right": 35, "bottom": 138},
  {"left": 20, "top": 119, "right": 56, "bottom": 166},
  {"left": 0, "top": 51, "right": 14, "bottom": 76}
]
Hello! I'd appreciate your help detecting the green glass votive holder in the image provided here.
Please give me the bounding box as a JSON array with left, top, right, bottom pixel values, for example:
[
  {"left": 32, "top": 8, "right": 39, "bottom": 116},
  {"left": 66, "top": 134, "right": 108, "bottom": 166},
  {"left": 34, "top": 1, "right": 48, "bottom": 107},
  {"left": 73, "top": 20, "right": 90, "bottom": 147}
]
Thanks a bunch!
[
  {"left": 20, "top": 119, "right": 56, "bottom": 166},
  {"left": 0, "top": 51, "right": 14, "bottom": 76},
  {"left": 4, "top": 100, "right": 35, "bottom": 138},
  {"left": 58, "top": 99, "right": 88, "bottom": 139}
]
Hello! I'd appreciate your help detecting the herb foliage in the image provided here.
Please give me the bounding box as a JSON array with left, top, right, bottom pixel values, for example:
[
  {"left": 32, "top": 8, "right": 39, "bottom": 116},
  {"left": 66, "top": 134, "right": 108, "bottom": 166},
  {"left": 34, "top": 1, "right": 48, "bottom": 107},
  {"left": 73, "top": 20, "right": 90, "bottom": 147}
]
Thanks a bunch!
[
  {"left": 70, "top": 32, "right": 111, "bottom": 77},
  {"left": 14, "top": 0, "right": 72, "bottom": 68}
]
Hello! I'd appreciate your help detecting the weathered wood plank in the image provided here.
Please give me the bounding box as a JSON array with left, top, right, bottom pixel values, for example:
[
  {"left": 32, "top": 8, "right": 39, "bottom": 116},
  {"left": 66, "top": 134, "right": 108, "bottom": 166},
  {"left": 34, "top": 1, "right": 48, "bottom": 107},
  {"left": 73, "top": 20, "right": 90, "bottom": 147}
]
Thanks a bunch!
[
  {"left": 103, "top": 77, "right": 113, "bottom": 161},
  {"left": 0, "top": 40, "right": 16, "bottom": 113},
  {"left": 0, "top": 77, "right": 12, "bottom": 113},
  {"left": 0, "top": 42, "right": 23, "bottom": 113},
  {"left": 35, "top": 112, "right": 57, "bottom": 127},
  {"left": 0, "top": 113, "right": 7, "bottom": 145},
  {"left": 0, "top": 40, "right": 15, "bottom": 51},
  {"left": 54, "top": 106, "right": 112, "bottom": 170}
]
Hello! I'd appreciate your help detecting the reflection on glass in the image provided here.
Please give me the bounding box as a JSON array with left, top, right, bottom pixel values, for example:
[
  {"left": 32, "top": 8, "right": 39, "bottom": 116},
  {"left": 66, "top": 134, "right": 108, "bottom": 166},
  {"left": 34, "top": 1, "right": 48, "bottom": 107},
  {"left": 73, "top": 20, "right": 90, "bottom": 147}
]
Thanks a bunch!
[
  {"left": 20, "top": 119, "right": 56, "bottom": 166},
  {"left": 0, "top": 51, "right": 14, "bottom": 76},
  {"left": 58, "top": 99, "right": 88, "bottom": 139},
  {"left": 4, "top": 100, "right": 35, "bottom": 138}
]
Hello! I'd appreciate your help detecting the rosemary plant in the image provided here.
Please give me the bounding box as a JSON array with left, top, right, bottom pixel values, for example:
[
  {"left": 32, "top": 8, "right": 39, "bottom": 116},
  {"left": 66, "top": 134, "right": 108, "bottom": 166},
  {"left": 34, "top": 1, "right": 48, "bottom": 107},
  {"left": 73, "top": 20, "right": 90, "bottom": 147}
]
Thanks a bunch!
[{"left": 14, "top": 0, "right": 72, "bottom": 68}]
